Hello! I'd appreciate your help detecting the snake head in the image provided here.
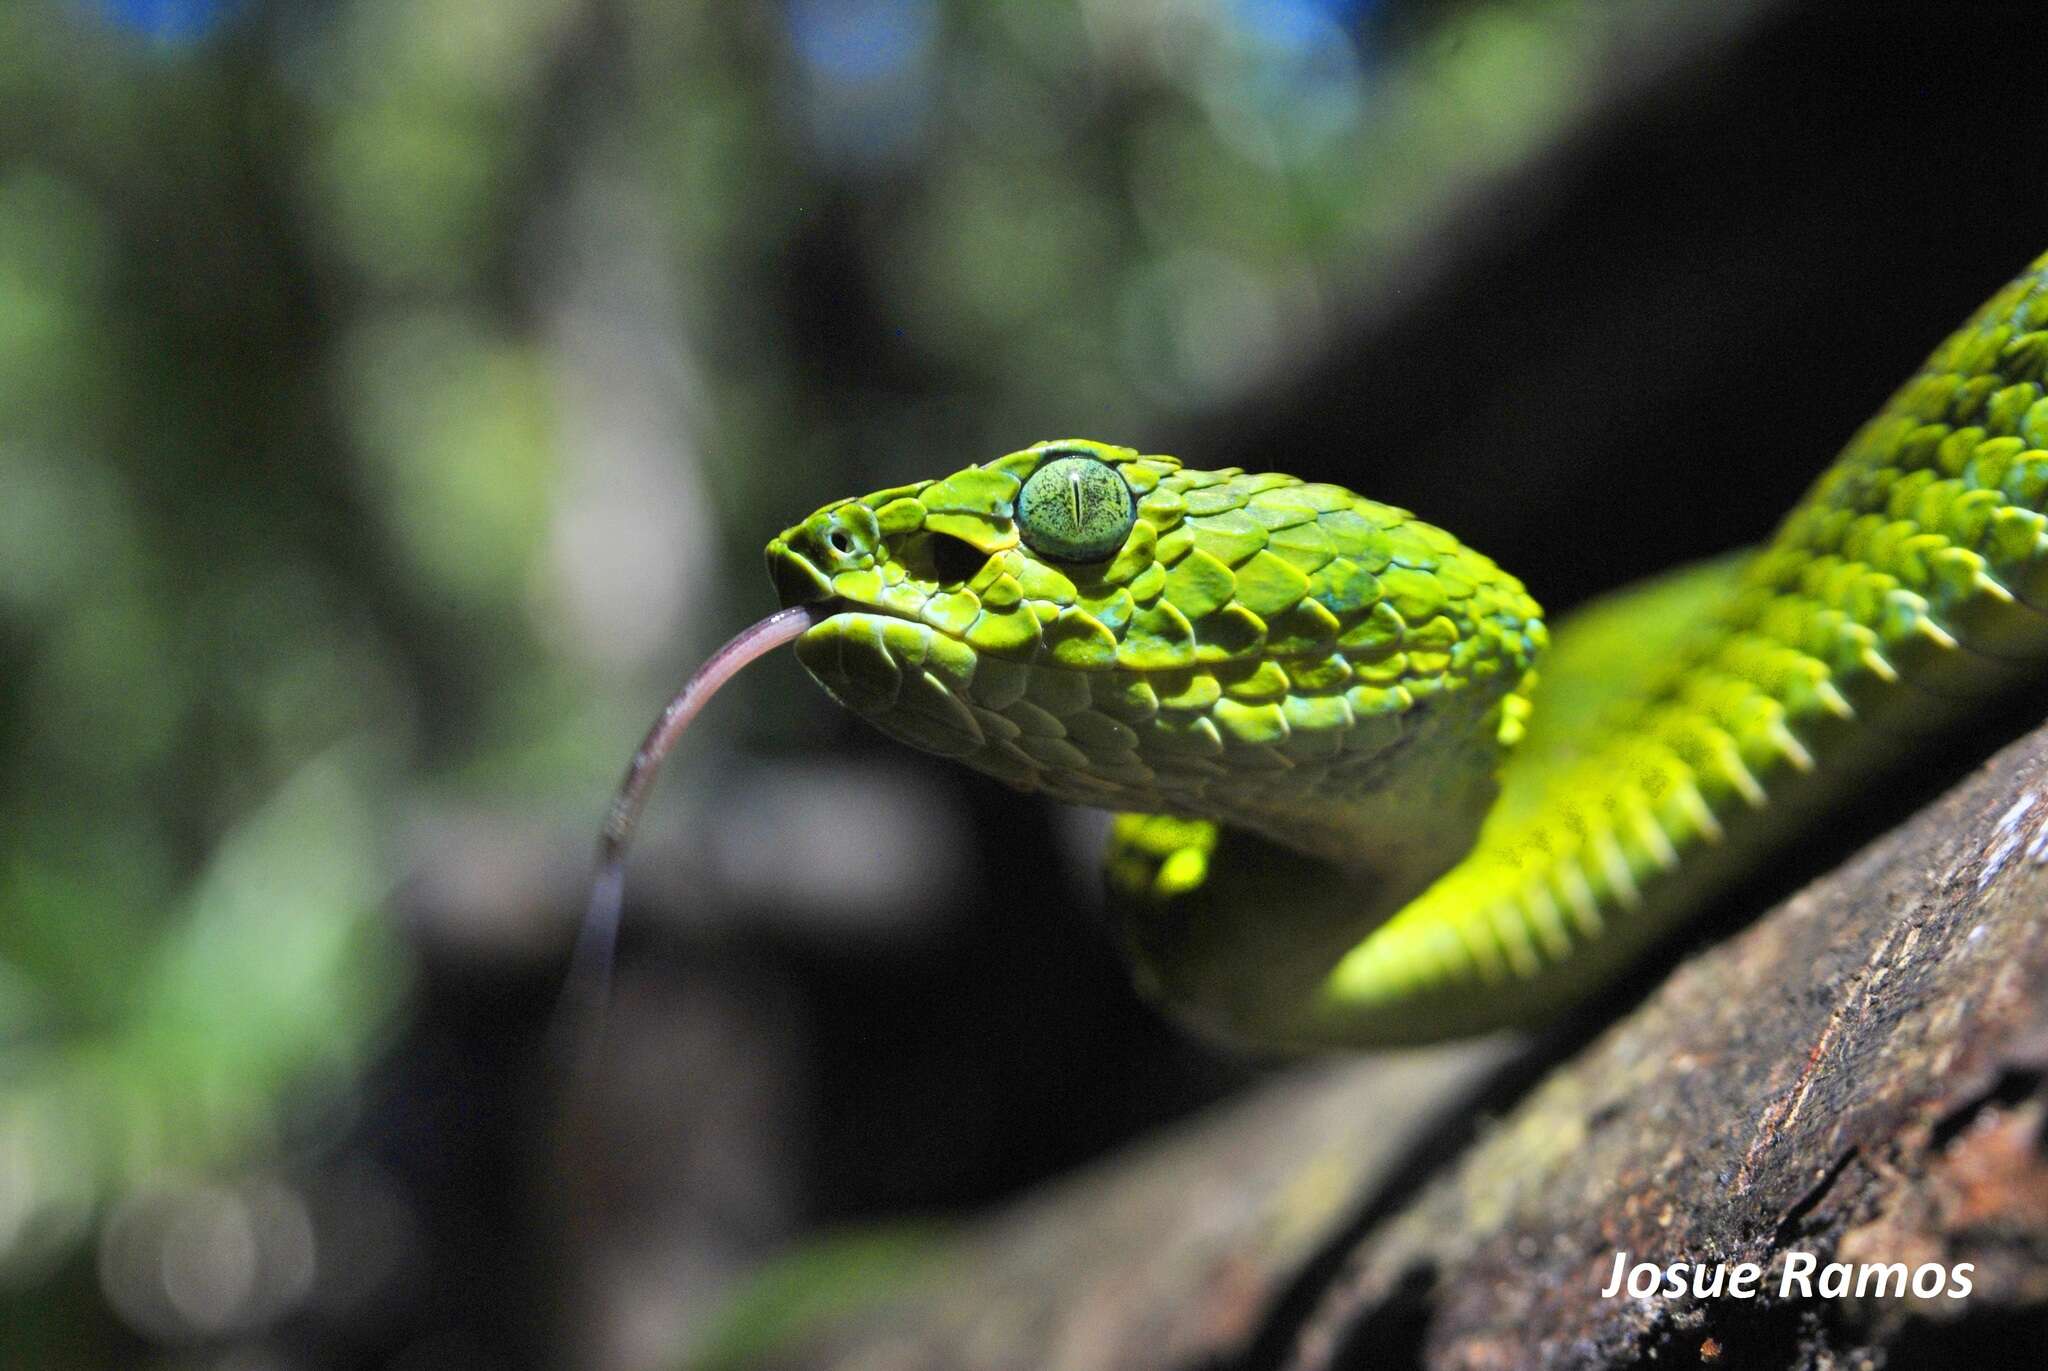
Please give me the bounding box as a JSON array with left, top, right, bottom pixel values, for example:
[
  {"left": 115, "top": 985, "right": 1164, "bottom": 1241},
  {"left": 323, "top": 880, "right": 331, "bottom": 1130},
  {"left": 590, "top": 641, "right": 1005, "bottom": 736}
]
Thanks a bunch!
[{"left": 765, "top": 439, "right": 1546, "bottom": 870}]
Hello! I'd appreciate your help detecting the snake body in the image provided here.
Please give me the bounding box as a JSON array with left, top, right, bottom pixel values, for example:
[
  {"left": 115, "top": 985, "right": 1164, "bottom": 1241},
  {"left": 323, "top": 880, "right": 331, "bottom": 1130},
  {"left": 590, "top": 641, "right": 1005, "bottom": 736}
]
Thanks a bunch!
[{"left": 734, "top": 251, "right": 2048, "bottom": 1052}]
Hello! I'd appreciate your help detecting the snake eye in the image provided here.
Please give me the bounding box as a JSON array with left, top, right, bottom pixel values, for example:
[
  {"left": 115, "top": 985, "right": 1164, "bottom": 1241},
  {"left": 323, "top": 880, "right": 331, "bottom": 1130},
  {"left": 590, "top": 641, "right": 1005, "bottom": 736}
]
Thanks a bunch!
[{"left": 1016, "top": 455, "right": 1136, "bottom": 563}]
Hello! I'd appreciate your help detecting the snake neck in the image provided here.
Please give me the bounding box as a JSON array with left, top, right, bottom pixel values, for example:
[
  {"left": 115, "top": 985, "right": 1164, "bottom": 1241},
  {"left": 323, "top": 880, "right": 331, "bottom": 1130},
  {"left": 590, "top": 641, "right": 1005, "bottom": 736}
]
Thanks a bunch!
[{"left": 1103, "top": 677, "right": 1529, "bottom": 1045}]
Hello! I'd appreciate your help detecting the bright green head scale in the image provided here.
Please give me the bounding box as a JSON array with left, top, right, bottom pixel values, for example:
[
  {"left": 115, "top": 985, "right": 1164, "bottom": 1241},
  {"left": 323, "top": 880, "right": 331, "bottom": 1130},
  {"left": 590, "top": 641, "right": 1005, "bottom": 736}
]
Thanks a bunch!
[{"left": 766, "top": 440, "right": 1547, "bottom": 882}]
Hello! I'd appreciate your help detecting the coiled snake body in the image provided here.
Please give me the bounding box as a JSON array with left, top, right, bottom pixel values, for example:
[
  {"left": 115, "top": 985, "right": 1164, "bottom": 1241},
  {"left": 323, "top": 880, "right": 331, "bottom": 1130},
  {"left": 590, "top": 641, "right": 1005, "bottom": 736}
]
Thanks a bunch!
[{"left": 592, "top": 250, "right": 2048, "bottom": 1053}]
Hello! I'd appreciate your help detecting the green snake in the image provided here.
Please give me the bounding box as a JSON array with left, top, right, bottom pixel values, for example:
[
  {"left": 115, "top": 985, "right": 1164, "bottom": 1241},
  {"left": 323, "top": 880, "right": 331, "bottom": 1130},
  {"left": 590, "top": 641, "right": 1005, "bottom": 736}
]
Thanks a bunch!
[{"left": 584, "top": 249, "right": 2048, "bottom": 1053}]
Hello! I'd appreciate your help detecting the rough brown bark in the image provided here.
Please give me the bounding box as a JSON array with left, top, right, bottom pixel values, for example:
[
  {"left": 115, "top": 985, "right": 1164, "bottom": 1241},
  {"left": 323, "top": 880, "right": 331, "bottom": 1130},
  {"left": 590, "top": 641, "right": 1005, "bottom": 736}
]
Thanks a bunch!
[{"left": 774, "top": 717, "right": 2048, "bottom": 1370}]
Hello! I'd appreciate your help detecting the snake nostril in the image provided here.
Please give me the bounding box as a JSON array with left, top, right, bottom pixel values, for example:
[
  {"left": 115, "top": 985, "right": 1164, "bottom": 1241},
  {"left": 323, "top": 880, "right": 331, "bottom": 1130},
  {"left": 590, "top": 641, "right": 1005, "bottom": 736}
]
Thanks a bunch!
[{"left": 827, "top": 529, "right": 856, "bottom": 557}]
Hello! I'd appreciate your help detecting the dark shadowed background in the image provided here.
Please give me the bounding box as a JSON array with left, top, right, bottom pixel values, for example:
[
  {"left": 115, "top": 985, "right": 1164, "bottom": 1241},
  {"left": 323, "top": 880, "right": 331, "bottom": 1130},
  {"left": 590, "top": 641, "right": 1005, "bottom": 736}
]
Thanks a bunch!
[{"left": 8, "top": 0, "right": 2048, "bottom": 1366}]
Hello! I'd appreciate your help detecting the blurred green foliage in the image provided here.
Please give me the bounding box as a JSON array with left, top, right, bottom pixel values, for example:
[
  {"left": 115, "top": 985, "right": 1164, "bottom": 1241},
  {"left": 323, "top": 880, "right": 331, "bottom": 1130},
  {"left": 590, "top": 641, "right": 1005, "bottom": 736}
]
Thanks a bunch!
[{"left": 0, "top": 0, "right": 1768, "bottom": 1362}]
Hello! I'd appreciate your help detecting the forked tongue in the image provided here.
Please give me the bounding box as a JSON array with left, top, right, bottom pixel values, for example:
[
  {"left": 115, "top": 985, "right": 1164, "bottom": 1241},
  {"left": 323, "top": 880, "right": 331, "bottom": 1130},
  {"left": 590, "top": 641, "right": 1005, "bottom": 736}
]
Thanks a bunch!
[{"left": 552, "top": 602, "right": 829, "bottom": 1066}]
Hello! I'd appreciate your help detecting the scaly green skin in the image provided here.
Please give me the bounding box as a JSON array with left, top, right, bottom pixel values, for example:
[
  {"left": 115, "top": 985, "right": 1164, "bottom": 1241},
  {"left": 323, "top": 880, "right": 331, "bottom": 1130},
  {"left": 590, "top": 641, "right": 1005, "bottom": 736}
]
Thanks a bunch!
[{"left": 764, "top": 250, "right": 2048, "bottom": 1051}]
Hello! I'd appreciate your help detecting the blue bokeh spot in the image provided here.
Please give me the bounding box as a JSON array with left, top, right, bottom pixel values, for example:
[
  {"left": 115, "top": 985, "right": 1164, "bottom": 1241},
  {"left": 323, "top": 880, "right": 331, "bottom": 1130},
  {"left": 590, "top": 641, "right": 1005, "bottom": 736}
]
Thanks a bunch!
[
  {"left": 96, "top": 0, "right": 239, "bottom": 43},
  {"left": 786, "top": 0, "right": 936, "bottom": 87},
  {"left": 1229, "top": 0, "right": 1379, "bottom": 49}
]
